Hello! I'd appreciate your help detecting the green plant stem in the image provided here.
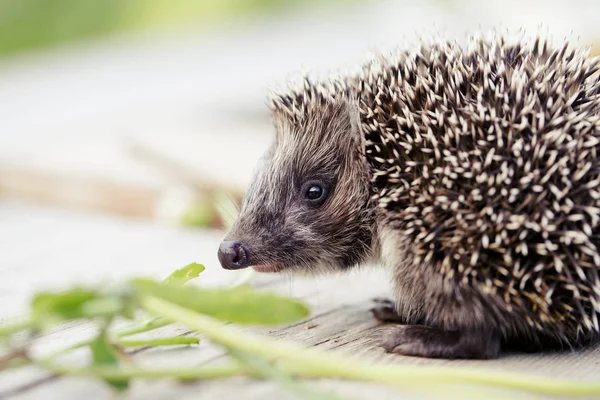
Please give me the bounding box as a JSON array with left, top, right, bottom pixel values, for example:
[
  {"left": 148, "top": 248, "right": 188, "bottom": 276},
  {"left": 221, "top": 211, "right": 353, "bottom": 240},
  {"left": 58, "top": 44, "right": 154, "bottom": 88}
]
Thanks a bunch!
[
  {"left": 229, "top": 269, "right": 256, "bottom": 288},
  {"left": 119, "top": 337, "right": 198, "bottom": 347},
  {"left": 141, "top": 296, "right": 600, "bottom": 397},
  {"left": 42, "top": 317, "right": 170, "bottom": 361},
  {"left": 40, "top": 361, "right": 247, "bottom": 380},
  {"left": 115, "top": 317, "right": 170, "bottom": 337},
  {"left": 230, "top": 348, "right": 350, "bottom": 400},
  {"left": 41, "top": 339, "right": 92, "bottom": 361}
]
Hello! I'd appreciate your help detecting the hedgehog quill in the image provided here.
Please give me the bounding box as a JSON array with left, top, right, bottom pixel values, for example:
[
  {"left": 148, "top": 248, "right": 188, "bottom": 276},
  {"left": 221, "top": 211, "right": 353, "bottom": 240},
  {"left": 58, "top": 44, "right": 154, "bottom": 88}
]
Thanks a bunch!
[{"left": 217, "top": 34, "right": 600, "bottom": 359}]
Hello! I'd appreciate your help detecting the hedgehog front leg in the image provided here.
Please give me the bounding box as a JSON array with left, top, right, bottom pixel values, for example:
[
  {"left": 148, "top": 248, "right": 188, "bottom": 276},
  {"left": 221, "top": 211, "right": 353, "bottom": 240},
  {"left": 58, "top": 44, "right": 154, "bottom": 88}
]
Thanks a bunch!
[
  {"left": 370, "top": 297, "right": 426, "bottom": 324},
  {"left": 375, "top": 325, "right": 501, "bottom": 359},
  {"left": 370, "top": 298, "right": 408, "bottom": 323}
]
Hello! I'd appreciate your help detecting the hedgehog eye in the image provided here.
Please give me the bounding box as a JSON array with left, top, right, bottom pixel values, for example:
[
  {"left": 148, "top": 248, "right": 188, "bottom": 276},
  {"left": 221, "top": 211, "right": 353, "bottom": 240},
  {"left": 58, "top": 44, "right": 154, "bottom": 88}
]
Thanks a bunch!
[
  {"left": 302, "top": 180, "right": 329, "bottom": 206},
  {"left": 306, "top": 185, "right": 323, "bottom": 200}
]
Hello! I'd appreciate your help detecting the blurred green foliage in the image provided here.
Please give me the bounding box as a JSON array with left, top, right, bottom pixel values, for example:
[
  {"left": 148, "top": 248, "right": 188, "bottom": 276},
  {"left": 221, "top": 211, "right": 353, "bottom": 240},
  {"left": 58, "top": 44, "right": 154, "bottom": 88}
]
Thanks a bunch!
[
  {"left": 180, "top": 198, "right": 220, "bottom": 229},
  {"left": 0, "top": 0, "right": 336, "bottom": 56}
]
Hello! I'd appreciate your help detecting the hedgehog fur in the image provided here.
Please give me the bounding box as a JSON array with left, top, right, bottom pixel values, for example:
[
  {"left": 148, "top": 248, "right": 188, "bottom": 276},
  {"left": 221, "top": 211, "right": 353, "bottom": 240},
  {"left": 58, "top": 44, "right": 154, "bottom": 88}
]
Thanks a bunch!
[{"left": 220, "top": 34, "right": 600, "bottom": 359}]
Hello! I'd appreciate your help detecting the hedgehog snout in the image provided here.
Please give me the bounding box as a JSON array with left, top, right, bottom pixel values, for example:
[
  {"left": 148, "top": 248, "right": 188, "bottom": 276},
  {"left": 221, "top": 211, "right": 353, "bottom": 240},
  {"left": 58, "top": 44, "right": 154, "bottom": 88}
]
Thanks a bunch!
[{"left": 218, "top": 240, "right": 250, "bottom": 270}]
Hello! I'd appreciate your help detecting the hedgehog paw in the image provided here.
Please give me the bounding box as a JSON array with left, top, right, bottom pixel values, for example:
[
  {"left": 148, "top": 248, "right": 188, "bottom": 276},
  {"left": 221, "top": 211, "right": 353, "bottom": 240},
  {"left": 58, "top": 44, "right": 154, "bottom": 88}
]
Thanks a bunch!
[
  {"left": 375, "top": 325, "right": 500, "bottom": 359},
  {"left": 370, "top": 298, "right": 425, "bottom": 324},
  {"left": 370, "top": 298, "right": 407, "bottom": 323}
]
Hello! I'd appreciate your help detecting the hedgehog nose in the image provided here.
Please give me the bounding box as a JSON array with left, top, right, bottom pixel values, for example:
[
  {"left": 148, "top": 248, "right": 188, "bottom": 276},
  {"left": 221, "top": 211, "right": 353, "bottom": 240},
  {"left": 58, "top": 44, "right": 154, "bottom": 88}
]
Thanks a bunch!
[{"left": 218, "top": 241, "right": 250, "bottom": 270}]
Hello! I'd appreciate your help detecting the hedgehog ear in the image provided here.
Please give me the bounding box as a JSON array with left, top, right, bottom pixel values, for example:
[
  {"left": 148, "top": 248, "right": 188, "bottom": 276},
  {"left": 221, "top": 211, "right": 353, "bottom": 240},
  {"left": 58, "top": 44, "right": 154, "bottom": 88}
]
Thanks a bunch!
[
  {"left": 270, "top": 98, "right": 362, "bottom": 149},
  {"left": 272, "top": 112, "right": 290, "bottom": 145},
  {"left": 318, "top": 99, "right": 363, "bottom": 151},
  {"left": 337, "top": 100, "right": 362, "bottom": 147}
]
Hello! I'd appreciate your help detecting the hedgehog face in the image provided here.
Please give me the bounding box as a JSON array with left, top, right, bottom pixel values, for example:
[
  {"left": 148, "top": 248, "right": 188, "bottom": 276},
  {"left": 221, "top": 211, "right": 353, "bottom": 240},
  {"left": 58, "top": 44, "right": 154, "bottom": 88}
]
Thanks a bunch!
[{"left": 218, "top": 100, "right": 375, "bottom": 274}]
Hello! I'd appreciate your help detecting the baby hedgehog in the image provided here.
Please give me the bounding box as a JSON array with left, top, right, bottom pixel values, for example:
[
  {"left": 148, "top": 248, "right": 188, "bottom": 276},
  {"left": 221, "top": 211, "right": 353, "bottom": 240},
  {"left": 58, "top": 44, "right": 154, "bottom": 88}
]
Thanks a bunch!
[{"left": 217, "top": 34, "right": 600, "bottom": 359}]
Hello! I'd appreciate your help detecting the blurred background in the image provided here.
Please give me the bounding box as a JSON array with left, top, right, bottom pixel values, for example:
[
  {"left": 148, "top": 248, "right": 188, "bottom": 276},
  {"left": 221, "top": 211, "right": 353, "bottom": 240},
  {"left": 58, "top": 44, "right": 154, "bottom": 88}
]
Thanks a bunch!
[
  {"left": 1, "top": 0, "right": 600, "bottom": 228},
  {"left": 2, "top": 0, "right": 600, "bottom": 316}
]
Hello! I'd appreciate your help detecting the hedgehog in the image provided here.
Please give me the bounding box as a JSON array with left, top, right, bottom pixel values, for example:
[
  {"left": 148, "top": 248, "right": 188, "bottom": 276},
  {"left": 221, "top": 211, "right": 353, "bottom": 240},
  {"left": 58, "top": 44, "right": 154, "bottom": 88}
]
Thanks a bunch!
[{"left": 217, "top": 34, "right": 600, "bottom": 359}]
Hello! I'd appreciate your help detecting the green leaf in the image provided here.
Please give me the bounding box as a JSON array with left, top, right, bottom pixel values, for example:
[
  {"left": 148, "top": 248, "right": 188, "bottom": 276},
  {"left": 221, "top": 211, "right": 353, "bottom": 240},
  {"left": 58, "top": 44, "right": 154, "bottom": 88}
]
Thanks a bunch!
[
  {"left": 31, "top": 285, "right": 137, "bottom": 327},
  {"left": 32, "top": 288, "right": 99, "bottom": 325},
  {"left": 162, "top": 263, "right": 205, "bottom": 286},
  {"left": 81, "top": 298, "right": 125, "bottom": 318},
  {"left": 133, "top": 279, "right": 309, "bottom": 325},
  {"left": 90, "top": 332, "right": 129, "bottom": 391}
]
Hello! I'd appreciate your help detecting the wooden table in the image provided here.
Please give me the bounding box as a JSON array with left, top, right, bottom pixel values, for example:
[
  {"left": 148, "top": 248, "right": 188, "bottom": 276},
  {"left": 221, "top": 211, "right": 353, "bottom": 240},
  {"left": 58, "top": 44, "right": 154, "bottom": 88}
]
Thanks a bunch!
[{"left": 1, "top": 199, "right": 599, "bottom": 399}]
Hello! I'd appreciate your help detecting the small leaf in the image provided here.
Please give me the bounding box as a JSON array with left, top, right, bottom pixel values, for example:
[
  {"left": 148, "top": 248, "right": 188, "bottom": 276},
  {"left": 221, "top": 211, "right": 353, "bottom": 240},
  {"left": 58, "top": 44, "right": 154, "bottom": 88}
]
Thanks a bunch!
[
  {"left": 32, "top": 288, "right": 98, "bottom": 325},
  {"left": 133, "top": 279, "right": 309, "bottom": 325},
  {"left": 162, "top": 263, "right": 205, "bottom": 286},
  {"left": 31, "top": 286, "right": 136, "bottom": 327},
  {"left": 81, "top": 298, "right": 125, "bottom": 318},
  {"left": 90, "top": 332, "right": 129, "bottom": 391}
]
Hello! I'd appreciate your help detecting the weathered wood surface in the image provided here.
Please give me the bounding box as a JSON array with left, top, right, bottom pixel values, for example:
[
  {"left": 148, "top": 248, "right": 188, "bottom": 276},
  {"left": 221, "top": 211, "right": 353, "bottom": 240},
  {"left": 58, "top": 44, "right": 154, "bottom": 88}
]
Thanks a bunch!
[{"left": 1, "top": 200, "right": 600, "bottom": 400}]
